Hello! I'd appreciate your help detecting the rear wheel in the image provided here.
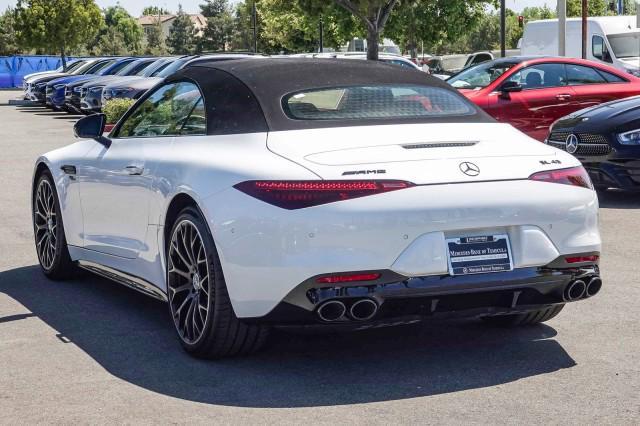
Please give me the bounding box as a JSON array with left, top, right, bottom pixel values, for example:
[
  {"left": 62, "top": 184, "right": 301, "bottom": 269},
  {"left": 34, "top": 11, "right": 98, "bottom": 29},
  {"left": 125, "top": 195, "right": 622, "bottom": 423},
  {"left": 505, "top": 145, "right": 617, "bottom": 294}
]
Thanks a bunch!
[
  {"left": 167, "top": 207, "right": 269, "bottom": 358},
  {"left": 33, "top": 171, "right": 77, "bottom": 279},
  {"left": 482, "top": 304, "right": 565, "bottom": 327}
]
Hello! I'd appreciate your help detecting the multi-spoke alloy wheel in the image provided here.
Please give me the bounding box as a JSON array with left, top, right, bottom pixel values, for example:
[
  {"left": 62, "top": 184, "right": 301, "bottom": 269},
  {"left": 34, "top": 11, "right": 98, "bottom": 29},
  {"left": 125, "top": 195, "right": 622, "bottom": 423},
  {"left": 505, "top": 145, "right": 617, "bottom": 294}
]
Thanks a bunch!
[
  {"left": 166, "top": 208, "right": 269, "bottom": 358},
  {"left": 32, "top": 172, "right": 75, "bottom": 279},
  {"left": 168, "top": 219, "right": 210, "bottom": 344},
  {"left": 34, "top": 179, "right": 58, "bottom": 270}
]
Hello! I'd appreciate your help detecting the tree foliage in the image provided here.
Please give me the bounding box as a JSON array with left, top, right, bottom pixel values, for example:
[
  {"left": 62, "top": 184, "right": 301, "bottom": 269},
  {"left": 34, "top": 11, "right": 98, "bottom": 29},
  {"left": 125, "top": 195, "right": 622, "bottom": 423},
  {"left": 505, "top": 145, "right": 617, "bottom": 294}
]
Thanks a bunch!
[
  {"left": 14, "top": 0, "right": 102, "bottom": 68},
  {"left": 0, "top": 7, "right": 19, "bottom": 56},
  {"left": 144, "top": 19, "right": 167, "bottom": 55},
  {"left": 199, "top": 0, "right": 235, "bottom": 51},
  {"left": 142, "top": 6, "right": 171, "bottom": 16},
  {"left": 91, "top": 5, "right": 144, "bottom": 55},
  {"left": 167, "top": 5, "right": 196, "bottom": 54}
]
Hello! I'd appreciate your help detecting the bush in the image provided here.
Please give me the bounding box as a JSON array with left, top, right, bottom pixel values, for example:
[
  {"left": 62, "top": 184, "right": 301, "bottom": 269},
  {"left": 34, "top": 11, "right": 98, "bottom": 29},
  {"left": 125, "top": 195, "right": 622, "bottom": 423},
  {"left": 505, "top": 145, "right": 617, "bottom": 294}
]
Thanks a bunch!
[{"left": 103, "top": 98, "right": 135, "bottom": 124}]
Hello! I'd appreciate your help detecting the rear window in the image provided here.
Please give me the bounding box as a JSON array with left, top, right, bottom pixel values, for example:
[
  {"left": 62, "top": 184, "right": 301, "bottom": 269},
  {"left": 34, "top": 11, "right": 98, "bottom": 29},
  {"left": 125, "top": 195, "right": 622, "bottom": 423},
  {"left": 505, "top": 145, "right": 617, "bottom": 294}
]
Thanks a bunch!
[{"left": 283, "top": 85, "right": 474, "bottom": 120}]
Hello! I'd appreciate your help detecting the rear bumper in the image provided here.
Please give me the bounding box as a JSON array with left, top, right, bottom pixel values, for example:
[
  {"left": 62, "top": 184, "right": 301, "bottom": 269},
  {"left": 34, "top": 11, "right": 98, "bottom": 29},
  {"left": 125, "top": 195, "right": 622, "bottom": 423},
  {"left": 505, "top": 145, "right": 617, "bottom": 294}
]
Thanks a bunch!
[
  {"left": 247, "top": 265, "right": 600, "bottom": 327},
  {"left": 205, "top": 179, "right": 601, "bottom": 318}
]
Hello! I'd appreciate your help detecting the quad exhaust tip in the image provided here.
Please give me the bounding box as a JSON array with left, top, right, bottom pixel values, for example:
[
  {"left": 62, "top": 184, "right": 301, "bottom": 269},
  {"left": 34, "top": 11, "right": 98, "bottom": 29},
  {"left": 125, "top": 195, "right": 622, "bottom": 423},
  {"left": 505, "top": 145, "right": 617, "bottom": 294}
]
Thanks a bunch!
[
  {"left": 564, "top": 279, "right": 587, "bottom": 302},
  {"left": 349, "top": 299, "right": 378, "bottom": 321},
  {"left": 317, "top": 300, "right": 346, "bottom": 322},
  {"left": 586, "top": 277, "right": 602, "bottom": 298}
]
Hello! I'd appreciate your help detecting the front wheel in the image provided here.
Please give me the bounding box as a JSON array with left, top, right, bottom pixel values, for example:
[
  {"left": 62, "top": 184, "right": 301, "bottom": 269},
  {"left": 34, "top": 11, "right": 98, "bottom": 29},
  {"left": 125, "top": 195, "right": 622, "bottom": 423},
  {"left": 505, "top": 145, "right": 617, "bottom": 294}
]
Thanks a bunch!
[
  {"left": 166, "top": 207, "right": 269, "bottom": 358},
  {"left": 482, "top": 304, "right": 565, "bottom": 327},
  {"left": 32, "top": 171, "right": 77, "bottom": 279}
]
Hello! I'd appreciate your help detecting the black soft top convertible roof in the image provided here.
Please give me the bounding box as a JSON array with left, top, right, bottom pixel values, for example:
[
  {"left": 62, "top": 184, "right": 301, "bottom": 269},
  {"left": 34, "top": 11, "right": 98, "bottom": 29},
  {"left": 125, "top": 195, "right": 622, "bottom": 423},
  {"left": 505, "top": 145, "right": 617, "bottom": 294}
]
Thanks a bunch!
[{"left": 169, "top": 58, "right": 492, "bottom": 134}]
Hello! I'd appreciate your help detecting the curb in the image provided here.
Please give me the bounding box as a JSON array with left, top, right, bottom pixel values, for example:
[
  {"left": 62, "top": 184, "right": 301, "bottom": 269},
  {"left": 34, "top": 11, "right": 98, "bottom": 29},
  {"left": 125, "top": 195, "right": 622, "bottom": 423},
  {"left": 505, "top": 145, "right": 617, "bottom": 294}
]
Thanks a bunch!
[{"left": 8, "top": 99, "right": 40, "bottom": 106}]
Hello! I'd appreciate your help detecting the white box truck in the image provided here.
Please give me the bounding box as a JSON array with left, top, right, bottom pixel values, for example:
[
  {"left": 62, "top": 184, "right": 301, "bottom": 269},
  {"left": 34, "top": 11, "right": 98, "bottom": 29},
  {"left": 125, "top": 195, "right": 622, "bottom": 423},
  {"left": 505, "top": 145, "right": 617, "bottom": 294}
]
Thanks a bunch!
[{"left": 521, "top": 16, "right": 640, "bottom": 76}]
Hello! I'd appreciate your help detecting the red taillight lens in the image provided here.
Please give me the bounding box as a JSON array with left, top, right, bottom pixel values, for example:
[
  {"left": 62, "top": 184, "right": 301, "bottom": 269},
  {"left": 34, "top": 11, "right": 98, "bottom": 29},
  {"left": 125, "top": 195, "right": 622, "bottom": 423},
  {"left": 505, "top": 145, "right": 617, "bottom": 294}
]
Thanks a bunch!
[
  {"left": 233, "top": 180, "right": 415, "bottom": 209},
  {"left": 529, "top": 166, "right": 593, "bottom": 190},
  {"left": 316, "top": 273, "right": 381, "bottom": 284},
  {"left": 565, "top": 255, "right": 599, "bottom": 264}
]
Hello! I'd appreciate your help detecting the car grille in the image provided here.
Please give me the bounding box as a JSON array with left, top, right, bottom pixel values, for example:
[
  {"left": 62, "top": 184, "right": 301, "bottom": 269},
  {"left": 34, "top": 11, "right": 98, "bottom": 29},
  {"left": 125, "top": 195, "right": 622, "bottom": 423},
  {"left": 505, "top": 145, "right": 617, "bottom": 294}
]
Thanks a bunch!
[
  {"left": 80, "top": 87, "right": 88, "bottom": 98},
  {"left": 547, "top": 131, "right": 612, "bottom": 156},
  {"left": 45, "top": 86, "right": 53, "bottom": 96},
  {"left": 64, "top": 87, "right": 71, "bottom": 97}
]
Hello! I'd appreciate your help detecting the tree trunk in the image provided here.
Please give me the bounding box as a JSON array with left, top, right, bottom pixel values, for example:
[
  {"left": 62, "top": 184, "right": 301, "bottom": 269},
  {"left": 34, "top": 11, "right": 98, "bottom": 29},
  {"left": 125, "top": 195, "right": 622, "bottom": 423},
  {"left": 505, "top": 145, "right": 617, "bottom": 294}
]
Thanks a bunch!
[
  {"left": 366, "top": 27, "right": 379, "bottom": 60},
  {"left": 60, "top": 46, "right": 67, "bottom": 71}
]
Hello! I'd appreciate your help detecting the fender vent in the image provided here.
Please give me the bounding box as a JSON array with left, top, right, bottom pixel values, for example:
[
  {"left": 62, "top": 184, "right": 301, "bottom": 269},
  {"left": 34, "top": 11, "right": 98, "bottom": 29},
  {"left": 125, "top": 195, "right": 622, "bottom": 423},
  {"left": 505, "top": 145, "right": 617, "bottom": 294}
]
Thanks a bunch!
[{"left": 402, "top": 142, "right": 478, "bottom": 149}]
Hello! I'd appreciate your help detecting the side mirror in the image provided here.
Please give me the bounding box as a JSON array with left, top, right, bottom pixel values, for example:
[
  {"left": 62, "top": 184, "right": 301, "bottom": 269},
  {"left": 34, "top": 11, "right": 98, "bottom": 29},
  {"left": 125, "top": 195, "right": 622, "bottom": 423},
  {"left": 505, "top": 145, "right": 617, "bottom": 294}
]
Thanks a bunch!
[
  {"left": 73, "top": 114, "right": 110, "bottom": 146},
  {"left": 499, "top": 81, "right": 522, "bottom": 99}
]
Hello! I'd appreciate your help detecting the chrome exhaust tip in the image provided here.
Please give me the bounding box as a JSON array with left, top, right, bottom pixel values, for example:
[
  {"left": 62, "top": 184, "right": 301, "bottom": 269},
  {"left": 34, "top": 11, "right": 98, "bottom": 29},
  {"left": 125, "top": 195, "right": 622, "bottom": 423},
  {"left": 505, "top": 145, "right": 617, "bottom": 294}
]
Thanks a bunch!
[
  {"left": 317, "top": 300, "right": 346, "bottom": 322},
  {"left": 586, "top": 277, "right": 602, "bottom": 298},
  {"left": 564, "top": 279, "right": 587, "bottom": 302},
  {"left": 349, "top": 299, "right": 378, "bottom": 321}
]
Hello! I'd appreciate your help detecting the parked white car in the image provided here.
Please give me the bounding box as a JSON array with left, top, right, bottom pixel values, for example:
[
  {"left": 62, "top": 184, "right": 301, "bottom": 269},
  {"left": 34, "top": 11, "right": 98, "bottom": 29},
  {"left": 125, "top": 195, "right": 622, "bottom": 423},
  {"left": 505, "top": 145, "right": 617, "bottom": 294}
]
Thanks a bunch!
[{"left": 32, "top": 58, "right": 602, "bottom": 358}]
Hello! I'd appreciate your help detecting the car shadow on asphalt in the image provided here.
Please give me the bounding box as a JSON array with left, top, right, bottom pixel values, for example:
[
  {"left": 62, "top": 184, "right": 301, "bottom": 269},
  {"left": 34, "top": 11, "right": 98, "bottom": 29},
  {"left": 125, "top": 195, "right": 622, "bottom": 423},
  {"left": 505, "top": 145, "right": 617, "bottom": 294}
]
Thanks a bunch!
[
  {"left": 598, "top": 189, "right": 640, "bottom": 209},
  {"left": 0, "top": 265, "right": 576, "bottom": 408}
]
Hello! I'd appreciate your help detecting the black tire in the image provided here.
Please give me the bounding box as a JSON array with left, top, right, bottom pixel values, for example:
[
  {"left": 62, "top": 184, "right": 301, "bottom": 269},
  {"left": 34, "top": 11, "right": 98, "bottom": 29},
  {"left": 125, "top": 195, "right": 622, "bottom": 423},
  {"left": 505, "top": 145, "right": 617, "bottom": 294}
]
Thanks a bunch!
[
  {"left": 167, "top": 207, "right": 269, "bottom": 358},
  {"left": 32, "top": 171, "right": 78, "bottom": 280},
  {"left": 482, "top": 304, "right": 565, "bottom": 327}
]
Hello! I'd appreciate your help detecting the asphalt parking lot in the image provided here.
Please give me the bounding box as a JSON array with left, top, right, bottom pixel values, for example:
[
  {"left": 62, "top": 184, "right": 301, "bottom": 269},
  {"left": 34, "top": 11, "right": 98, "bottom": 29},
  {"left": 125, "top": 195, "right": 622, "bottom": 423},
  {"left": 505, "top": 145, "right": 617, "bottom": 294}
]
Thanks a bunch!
[{"left": 0, "top": 90, "right": 639, "bottom": 424}]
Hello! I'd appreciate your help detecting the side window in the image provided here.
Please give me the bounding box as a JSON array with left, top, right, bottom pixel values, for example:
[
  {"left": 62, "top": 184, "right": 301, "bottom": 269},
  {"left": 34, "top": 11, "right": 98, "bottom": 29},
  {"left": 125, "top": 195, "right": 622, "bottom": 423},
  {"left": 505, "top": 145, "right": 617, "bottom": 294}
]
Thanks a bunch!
[
  {"left": 566, "top": 64, "right": 606, "bottom": 85},
  {"left": 592, "top": 35, "right": 612, "bottom": 63},
  {"left": 507, "top": 63, "right": 567, "bottom": 89},
  {"left": 116, "top": 81, "right": 206, "bottom": 138},
  {"left": 597, "top": 69, "right": 626, "bottom": 83},
  {"left": 472, "top": 53, "right": 492, "bottom": 65}
]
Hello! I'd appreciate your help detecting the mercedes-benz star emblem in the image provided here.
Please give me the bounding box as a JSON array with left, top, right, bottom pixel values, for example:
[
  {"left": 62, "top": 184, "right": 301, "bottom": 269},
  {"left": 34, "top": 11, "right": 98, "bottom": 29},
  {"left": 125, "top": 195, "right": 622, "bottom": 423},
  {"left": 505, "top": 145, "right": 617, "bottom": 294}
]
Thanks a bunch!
[
  {"left": 459, "top": 162, "right": 480, "bottom": 177},
  {"left": 565, "top": 134, "right": 579, "bottom": 154}
]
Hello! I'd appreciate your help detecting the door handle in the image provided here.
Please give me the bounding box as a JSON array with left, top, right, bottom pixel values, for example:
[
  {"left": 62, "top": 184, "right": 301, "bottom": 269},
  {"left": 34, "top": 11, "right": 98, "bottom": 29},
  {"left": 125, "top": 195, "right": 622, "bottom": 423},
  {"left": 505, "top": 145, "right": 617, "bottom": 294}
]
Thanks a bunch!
[
  {"left": 124, "top": 165, "right": 144, "bottom": 176},
  {"left": 556, "top": 94, "right": 572, "bottom": 100}
]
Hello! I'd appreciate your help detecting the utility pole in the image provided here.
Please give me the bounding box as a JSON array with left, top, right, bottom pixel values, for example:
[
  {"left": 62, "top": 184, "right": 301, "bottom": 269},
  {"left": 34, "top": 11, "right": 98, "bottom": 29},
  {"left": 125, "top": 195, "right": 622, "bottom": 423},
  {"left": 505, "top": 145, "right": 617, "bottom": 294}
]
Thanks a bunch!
[
  {"left": 558, "top": 0, "right": 566, "bottom": 56},
  {"left": 637, "top": 0, "right": 640, "bottom": 27},
  {"left": 500, "top": 0, "right": 506, "bottom": 57},
  {"left": 319, "top": 18, "right": 324, "bottom": 53},
  {"left": 252, "top": 1, "right": 258, "bottom": 53},
  {"left": 581, "top": 0, "right": 587, "bottom": 59}
]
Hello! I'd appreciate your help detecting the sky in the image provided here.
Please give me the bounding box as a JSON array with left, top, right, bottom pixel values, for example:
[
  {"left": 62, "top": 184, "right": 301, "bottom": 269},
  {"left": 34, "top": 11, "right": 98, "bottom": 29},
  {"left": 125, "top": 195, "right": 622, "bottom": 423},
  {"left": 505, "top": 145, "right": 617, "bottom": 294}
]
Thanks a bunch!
[{"left": 0, "top": 0, "right": 559, "bottom": 16}]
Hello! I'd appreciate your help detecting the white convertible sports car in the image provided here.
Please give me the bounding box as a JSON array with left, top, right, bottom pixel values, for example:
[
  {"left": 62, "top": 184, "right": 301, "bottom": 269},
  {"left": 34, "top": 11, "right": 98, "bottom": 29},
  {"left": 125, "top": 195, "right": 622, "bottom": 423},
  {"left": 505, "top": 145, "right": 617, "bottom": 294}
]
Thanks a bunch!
[{"left": 32, "top": 58, "right": 602, "bottom": 358}]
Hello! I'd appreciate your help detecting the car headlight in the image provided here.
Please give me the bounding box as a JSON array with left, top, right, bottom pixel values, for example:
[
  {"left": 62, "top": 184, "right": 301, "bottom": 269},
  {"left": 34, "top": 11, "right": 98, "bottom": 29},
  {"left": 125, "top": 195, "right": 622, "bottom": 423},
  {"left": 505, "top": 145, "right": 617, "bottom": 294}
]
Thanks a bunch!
[
  {"left": 89, "top": 86, "right": 104, "bottom": 94},
  {"left": 54, "top": 84, "right": 65, "bottom": 90},
  {"left": 617, "top": 129, "right": 640, "bottom": 145},
  {"left": 73, "top": 86, "right": 82, "bottom": 93},
  {"left": 111, "top": 87, "right": 135, "bottom": 97}
]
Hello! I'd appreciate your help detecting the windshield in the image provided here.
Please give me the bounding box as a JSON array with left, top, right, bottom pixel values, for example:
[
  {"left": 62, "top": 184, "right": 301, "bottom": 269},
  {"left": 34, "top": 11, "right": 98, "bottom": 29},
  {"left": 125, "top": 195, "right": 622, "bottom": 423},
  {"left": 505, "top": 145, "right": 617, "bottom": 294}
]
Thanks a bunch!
[
  {"left": 63, "top": 61, "right": 84, "bottom": 73},
  {"left": 448, "top": 61, "right": 519, "bottom": 89},
  {"left": 442, "top": 56, "right": 468, "bottom": 71},
  {"left": 138, "top": 58, "right": 172, "bottom": 76},
  {"left": 73, "top": 60, "right": 103, "bottom": 75},
  {"left": 608, "top": 32, "right": 640, "bottom": 58},
  {"left": 116, "top": 59, "right": 151, "bottom": 76},
  {"left": 284, "top": 85, "right": 475, "bottom": 120},
  {"left": 154, "top": 57, "right": 192, "bottom": 78}
]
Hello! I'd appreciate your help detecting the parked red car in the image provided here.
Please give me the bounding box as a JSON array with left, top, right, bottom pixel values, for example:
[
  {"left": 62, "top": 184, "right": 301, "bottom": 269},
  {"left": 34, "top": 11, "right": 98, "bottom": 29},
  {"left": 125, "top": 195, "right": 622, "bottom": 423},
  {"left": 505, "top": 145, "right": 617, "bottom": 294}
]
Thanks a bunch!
[{"left": 448, "top": 56, "right": 640, "bottom": 141}]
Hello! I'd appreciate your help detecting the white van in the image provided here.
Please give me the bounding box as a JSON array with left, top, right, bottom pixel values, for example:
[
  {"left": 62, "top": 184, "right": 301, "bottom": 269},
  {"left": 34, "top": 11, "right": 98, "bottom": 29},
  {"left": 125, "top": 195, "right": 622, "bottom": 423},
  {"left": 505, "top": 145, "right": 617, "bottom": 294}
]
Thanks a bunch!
[{"left": 521, "top": 16, "right": 640, "bottom": 76}]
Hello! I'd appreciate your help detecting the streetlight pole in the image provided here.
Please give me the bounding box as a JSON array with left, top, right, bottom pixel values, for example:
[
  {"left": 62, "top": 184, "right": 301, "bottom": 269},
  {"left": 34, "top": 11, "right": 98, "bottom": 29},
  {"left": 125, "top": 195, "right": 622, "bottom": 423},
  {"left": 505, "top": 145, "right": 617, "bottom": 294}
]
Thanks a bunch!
[
  {"left": 252, "top": 1, "right": 258, "bottom": 53},
  {"left": 581, "top": 0, "right": 587, "bottom": 59},
  {"left": 558, "top": 0, "right": 566, "bottom": 56},
  {"left": 500, "top": 0, "right": 506, "bottom": 57},
  {"left": 319, "top": 18, "right": 324, "bottom": 53}
]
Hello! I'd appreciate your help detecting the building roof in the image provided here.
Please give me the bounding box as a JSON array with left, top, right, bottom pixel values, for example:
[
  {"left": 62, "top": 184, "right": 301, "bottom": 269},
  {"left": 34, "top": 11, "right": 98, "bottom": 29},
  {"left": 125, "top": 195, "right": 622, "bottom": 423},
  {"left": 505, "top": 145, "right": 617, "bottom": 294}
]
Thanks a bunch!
[{"left": 137, "top": 14, "right": 207, "bottom": 27}]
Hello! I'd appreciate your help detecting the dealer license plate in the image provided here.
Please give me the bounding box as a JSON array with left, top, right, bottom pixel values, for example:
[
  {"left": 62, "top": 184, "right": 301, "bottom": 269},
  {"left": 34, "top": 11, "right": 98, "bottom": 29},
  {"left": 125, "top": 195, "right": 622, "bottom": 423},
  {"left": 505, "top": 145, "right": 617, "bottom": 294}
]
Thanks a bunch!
[{"left": 446, "top": 234, "right": 513, "bottom": 276}]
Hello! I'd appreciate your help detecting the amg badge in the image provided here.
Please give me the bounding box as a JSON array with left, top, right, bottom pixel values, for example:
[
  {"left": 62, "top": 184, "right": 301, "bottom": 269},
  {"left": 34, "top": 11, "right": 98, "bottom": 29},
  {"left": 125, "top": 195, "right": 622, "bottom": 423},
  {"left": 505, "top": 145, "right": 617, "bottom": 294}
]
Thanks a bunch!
[{"left": 342, "top": 170, "right": 386, "bottom": 176}]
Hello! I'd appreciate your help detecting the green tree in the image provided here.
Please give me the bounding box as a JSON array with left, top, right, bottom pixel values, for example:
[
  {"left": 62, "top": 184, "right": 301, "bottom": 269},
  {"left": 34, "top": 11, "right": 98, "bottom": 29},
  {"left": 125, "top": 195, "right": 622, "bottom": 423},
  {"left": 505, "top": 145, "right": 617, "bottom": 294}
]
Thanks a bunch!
[
  {"left": 96, "top": 26, "right": 127, "bottom": 55},
  {"left": 255, "top": 0, "right": 356, "bottom": 53},
  {"left": 93, "top": 6, "right": 144, "bottom": 55},
  {"left": 0, "top": 7, "right": 20, "bottom": 55},
  {"left": 14, "top": 0, "right": 102, "bottom": 69},
  {"left": 231, "top": 1, "right": 259, "bottom": 51},
  {"left": 142, "top": 6, "right": 171, "bottom": 15},
  {"left": 199, "top": 0, "right": 235, "bottom": 51},
  {"left": 144, "top": 19, "right": 167, "bottom": 55},
  {"left": 566, "top": 0, "right": 608, "bottom": 16},
  {"left": 386, "top": 0, "right": 496, "bottom": 57},
  {"left": 167, "top": 4, "right": 196, "bottom": 54}
]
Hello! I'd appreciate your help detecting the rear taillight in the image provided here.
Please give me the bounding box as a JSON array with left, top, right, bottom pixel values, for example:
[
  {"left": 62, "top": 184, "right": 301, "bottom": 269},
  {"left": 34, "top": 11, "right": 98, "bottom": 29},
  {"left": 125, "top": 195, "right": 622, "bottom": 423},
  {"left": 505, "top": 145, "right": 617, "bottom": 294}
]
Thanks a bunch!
[
  {"left": 565, "top": 255, "right": 599, "bottom": 264},
  {"left": 233, "top": 180, "right": 415, "bottom": 209},
  {"left": 316, "top": 273, "right": 381, "bottom": 284},
  {"left": 529, "top": 166, "right": 593, "bottom": 190}
]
